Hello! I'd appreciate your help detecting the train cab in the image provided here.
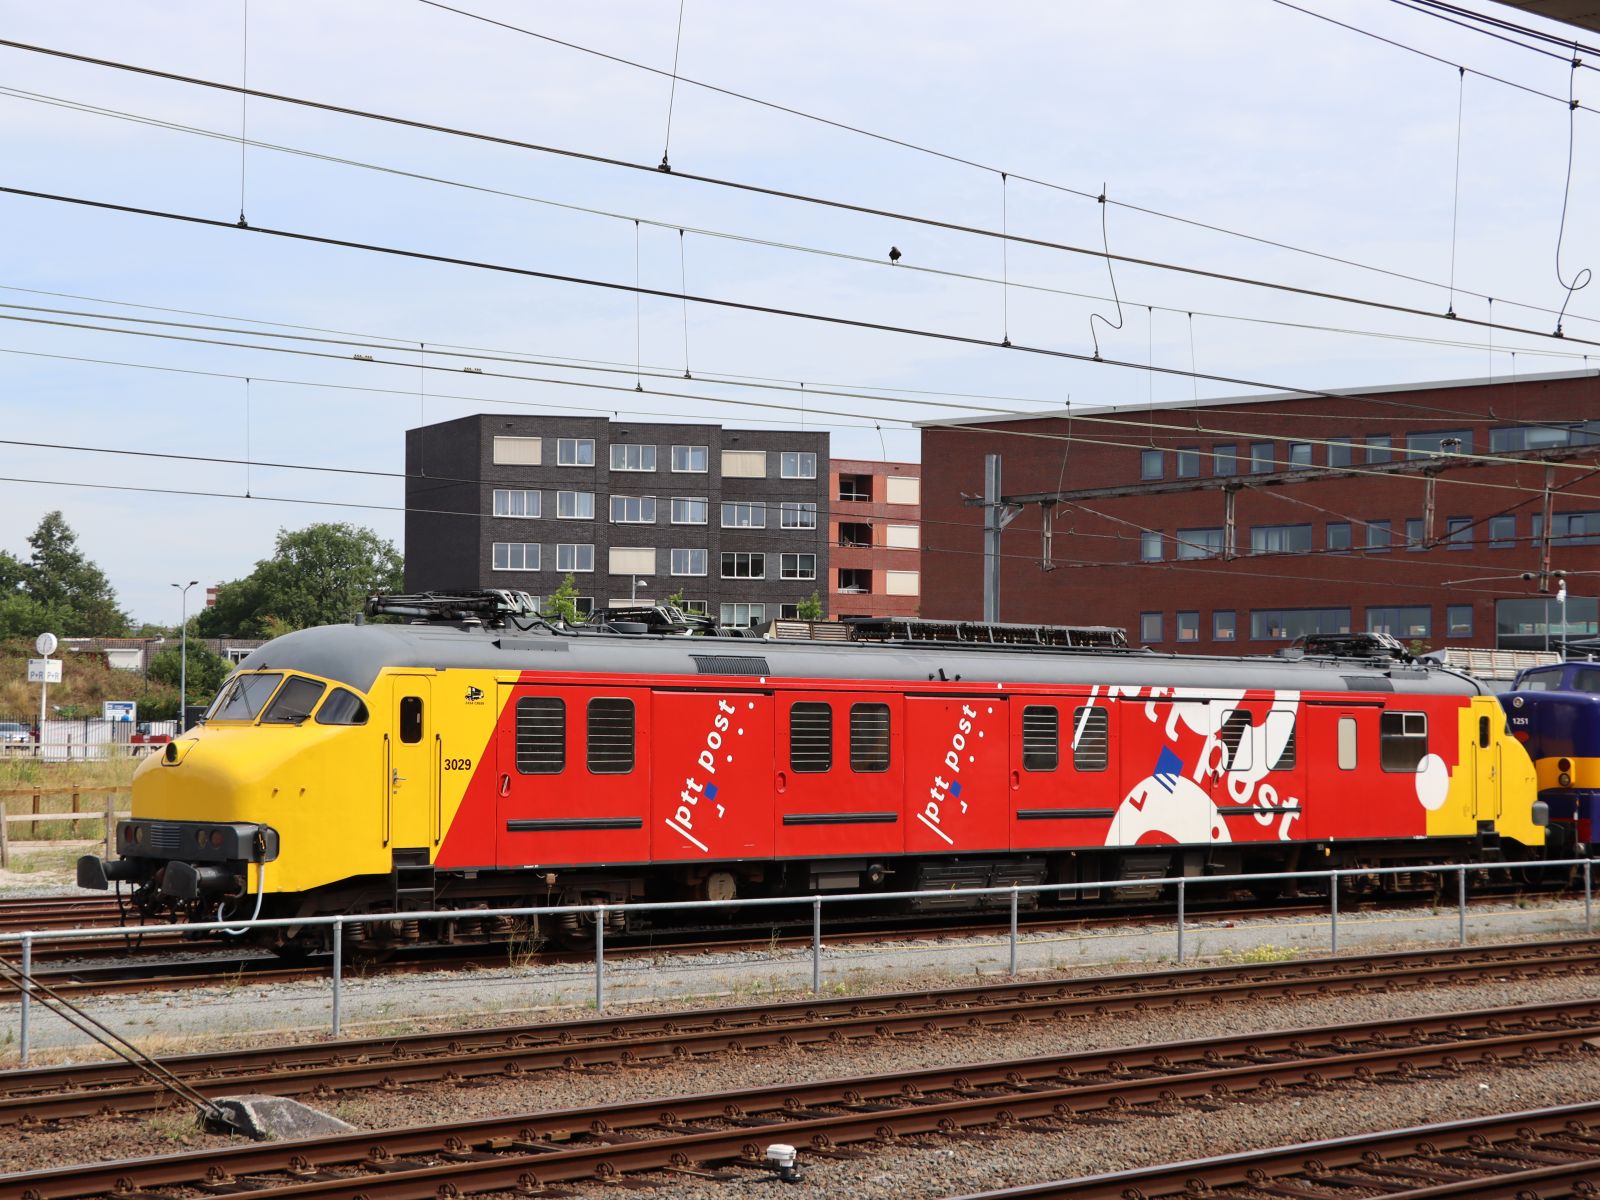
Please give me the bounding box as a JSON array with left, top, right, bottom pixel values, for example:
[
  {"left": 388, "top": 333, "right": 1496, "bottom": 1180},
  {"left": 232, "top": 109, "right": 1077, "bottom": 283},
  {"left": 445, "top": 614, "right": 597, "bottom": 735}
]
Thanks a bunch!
[{"left": 1501, "top": 661, "right": 1600, "bottom": 853}]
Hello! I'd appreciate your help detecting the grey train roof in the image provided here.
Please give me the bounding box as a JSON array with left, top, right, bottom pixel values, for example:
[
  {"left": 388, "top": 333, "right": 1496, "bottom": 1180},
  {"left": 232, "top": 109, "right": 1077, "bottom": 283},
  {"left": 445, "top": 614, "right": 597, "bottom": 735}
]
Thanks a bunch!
[{"left": 238, "top": 624, "right": 1487, "bottom": 698}]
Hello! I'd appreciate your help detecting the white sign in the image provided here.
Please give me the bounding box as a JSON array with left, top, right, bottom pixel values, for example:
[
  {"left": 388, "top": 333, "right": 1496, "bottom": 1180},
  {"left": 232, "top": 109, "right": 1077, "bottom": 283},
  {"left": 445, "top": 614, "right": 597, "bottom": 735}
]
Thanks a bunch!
[
  {"left": 27, "top": 659, "right": 62, "bottom": 684},
  {"left": 103, "top": 700, "right": 137, "bottom": 723},
  {"left": 34, "top": 632, "right": 57, "bottom": 657}
]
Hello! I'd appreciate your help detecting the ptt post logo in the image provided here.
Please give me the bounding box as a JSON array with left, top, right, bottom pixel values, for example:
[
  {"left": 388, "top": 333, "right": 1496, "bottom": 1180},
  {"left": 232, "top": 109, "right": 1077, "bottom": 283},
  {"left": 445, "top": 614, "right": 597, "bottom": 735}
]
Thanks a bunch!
[
  {"left": 464, "top": 686, "right": 484, "bottom": 704},
  {"left": 918, "top": 704, "right": 983, "bottom": 846},
  {"left": 665, "top": 698, "right": 748, "bottom": 854}
]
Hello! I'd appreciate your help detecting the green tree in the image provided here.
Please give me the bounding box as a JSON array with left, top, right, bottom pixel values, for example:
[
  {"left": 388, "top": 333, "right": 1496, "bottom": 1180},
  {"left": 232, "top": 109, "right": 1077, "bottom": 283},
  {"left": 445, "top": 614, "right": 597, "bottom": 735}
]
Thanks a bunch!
[
  {"left": 542, "top": 574, "right": 583, "bottom": 626},
  {"left": 0, "top": 512, "right": 127, "bottom": 637},
  {"left": 796, "top": 590, "right": 824, "bottom": 621},
  {"left": 148, "top": 642, "right": 232, "bottom": 707},
  {"left": 665, "top": 587, "right": 687, "bottom": 609},
  {"left": 197, "top": 522, "right": 402, "bottom": 637}
]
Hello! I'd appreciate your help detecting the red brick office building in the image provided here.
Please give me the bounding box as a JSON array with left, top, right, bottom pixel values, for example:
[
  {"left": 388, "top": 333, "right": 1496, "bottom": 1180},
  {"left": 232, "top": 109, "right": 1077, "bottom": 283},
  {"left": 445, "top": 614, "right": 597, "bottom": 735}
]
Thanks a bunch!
[
  {"left": 828, "top": 458, "right": 921, "bottom": 619},
  {"left": 919, "top": 370, "right": 1600, "bottom": 652}
]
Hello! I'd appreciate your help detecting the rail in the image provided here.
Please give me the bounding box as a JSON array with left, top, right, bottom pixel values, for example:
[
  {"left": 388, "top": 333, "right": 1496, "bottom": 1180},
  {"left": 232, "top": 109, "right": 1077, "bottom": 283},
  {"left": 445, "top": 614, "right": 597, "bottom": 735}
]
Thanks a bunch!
[{"left": 0, "top": 855, "right": 1593, "bottom": 1064}]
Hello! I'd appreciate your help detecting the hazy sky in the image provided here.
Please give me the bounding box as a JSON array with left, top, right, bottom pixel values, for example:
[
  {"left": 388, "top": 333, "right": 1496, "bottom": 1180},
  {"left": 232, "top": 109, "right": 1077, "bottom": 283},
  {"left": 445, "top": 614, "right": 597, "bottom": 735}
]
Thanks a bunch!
[{"left": 1, "top": 0, "right": 1595, "bottom": 622}]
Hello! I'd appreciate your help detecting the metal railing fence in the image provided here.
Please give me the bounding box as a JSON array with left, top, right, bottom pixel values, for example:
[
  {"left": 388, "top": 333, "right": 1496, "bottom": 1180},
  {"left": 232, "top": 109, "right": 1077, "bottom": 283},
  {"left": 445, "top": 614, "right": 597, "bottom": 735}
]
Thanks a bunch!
[{"left": 1, "top": 856, "right": 1593, "bottom": 1063}]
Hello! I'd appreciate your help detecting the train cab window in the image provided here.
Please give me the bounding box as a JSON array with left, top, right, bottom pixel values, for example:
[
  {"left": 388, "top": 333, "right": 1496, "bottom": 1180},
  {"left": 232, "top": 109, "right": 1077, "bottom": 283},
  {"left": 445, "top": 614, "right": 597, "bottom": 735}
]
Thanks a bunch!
[
  {"left": 1267, "top": 711, "right": 1296, "bottom": 770},
  {"left": 1514, "top": 668, "right": 1562, "bottom": 691},
  {"left": 515, "top": 697, "right": 565, "bottom": 774},
  {"left": 1337, "top": 717, "right": 1358, "bottom": 769},
  {"left": 1070, "top": 706, "right": 1109, "bottom": 771},
  {"left": 399, "top": 696, "right": 424, "bottom": 744},
  {"left": 849, "top": 703, "right": 891, "bottom": 772},
  {"left": 208, "top": 672, "right": 284, "bottom": 722},
  {"left": 1022, "top": 706, "right": 1058, "bottom": 771},
  {"left": 1218, "top": 710, "right": 1254, "bottom": 770},
  {"left": 263, "top": 677, "right": 327, "bottom": 725},
  {"left": 315, "top": 688, "right": 368, "bottom": 726},
  {"left": 790, "top": 703, "right": 833, "bottom": 772},
  {"left": 586, "top": 699, "right": 634, "bottom": 774},
  {"left": 1575, "top": 668, "right": 1600, "bottom": 694},
  {"left": 1380, "top": 711, "right": 1428, "bottom": 772}
]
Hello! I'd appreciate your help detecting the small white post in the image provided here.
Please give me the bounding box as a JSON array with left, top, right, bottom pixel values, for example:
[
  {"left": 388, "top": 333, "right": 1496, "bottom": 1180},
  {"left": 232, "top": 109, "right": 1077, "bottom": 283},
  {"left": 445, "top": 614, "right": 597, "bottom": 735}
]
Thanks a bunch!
[
  {"left": 1176, "top": 878, "right": 1186, "bottom": 963},
  {"left": 1586, "top": 860, "right": 1593, "bottom": 935},
  {"left": 812, "top": 896, "right": 822, "bottom": 993},
  {"left": 1329, "top": 872, "right": 1340, "bottom": 954},
  {"left": 1008, "top": 887, "right": 1019, "bottom": 975},
  {"left": 594, "top": 904, "right": 606, "bottom": 1011},
  {"left": 1457, "top": 867, "right": 1467, "bottom": 945},
  {"left": 18, "top": 935, "right": 31, "bottom": 1065},
  {"left": 331, "top": 918, "right": 344, "bottom": 1037}
]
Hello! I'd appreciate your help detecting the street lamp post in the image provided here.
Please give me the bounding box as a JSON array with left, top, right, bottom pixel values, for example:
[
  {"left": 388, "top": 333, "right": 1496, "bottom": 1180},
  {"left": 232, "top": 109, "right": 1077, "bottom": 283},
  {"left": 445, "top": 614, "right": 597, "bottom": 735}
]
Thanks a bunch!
[{"left": 172, "top": 581, "right": 198, "bottom": 727}]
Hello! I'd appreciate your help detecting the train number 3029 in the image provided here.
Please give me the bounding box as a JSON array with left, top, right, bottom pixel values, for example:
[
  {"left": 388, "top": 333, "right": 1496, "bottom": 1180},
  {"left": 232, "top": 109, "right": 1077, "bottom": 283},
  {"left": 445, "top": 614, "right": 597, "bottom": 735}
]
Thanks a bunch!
[{"left": 444, "top": 757, "right": 473, "bottom": 771}]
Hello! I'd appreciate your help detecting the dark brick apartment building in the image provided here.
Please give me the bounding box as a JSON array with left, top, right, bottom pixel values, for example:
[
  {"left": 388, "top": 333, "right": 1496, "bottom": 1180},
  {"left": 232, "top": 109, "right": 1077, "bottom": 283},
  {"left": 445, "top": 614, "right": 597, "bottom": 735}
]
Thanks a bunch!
[{"left": 920, "top": 370, "right": 1600, "bottom": 653}]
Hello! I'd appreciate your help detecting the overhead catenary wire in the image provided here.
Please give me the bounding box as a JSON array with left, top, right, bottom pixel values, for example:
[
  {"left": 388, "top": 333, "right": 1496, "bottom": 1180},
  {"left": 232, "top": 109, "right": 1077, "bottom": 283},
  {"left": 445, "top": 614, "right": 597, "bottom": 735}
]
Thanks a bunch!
[{"left": 3, "top": 39, "right": 1598, "bottom": 348}]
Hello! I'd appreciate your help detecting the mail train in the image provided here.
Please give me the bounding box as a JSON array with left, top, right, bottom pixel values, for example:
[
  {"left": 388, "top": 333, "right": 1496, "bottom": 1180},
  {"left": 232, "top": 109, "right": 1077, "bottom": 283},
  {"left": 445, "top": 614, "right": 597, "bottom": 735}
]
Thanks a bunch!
[{"left": 79, "top": 620, "right": 1552, "bottom": 950}]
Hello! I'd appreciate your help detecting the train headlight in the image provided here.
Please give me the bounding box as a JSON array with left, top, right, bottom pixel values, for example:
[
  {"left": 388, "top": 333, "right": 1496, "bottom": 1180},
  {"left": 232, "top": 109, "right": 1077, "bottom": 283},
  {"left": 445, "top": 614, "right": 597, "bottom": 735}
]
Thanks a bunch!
[
  {"left": 209, "top": 830, "right": 224, "bottom": 849},
  {"left": 1560, "top": 758, "right": 1573, "bottom": 773},
  {"left": 133, "top": 825, "right": 144, "bottom": 845},
  {"left": 1561, "top": 772, "right": 1573, "bottom": 786},
  {"left": 195, "top": 830, "right": 207, "bottom": 848}
]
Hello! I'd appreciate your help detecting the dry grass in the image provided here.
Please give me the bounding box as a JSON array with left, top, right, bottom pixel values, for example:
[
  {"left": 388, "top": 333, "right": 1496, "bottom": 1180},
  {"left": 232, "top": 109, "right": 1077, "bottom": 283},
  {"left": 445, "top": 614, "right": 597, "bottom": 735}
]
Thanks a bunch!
[{"left": 0, "top": 760, "right": 138, "bottom": 842}]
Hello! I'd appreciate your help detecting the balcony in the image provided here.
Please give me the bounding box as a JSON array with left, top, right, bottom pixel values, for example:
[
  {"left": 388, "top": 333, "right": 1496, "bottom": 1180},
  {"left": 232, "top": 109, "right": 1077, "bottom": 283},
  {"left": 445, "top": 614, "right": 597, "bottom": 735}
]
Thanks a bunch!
[
  {"left": 838, "top": 522, "right": 872, "bottom": 549},
  {"left": 838, "top": 474, "right": 871, "bottom": 502},
  {"left": 837, "top": 568, "right": 871, "bottom": 594}
]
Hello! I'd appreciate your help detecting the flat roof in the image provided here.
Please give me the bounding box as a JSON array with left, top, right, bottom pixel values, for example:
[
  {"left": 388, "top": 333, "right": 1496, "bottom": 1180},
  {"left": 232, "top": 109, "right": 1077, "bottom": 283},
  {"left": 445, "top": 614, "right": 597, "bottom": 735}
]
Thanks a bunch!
[{"left": 914, "top": 368, "right": 1600, "bottom": 429}]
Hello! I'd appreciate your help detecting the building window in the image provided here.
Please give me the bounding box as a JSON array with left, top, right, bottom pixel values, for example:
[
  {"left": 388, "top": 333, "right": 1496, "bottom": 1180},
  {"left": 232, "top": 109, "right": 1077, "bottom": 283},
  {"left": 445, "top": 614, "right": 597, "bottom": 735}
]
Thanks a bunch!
[
  {"left": 514, "top": 697, "right": 564, "bottom": 774},
  {"left": 1072, "top": 707, "right": 1109, "bottom": 771},
  {"left": 556, "top": 543, "right": 594, "bottom": 573},
  {"left": 681, "top": 599, "right": 708, "bottom": 615},
  {"left": 721, "top": 552, "right": 765, "bottom": 579},
  {"left": 609, "top": 443, "right": 656, "bottom": 472},
  {"left": 1022, "top": 705, "right": 1058, "bottom": 771},
  {"left": 838, "top": 473, "right": 871, "bottom": 501},
  {"left": 720, "top": 602, "right": 766, "bottom": 628},
  {"left": 492, "top": 489, "right": 541, "bottom": 519},
  {"left": 574, "top": 596, "right": 594, "bottom": 617},
  {"left": 557, "top": 490, "right": 594, "bottom": 520},
  {"left": 721, "top": 501, "right": 767, "bottom": 528},
  {"left": 781, "top": 501, "right": 818, "bottom": 529},
  {"left": 1328, "top": 439, "right": 1354, "bottom": 468},
  {"left": 1249, "top": 524, "right": 1312, "bottom": 555},
  {"left": 1552, "top": 511, "right": 1600, "bottom": 545},
  {"left": 884, "top": 570, "right": 919, "bottom": 596},
  {"left": 1176, "top": 448, "right": 1201, "bottom": 478},
  {"left": 556, "top": 438, "right": 595, "bottom": 467},
  {"left": 1213, "top": 444, "right": 1237, "bottom": 476},
  {"left": 1140, "top": 449, "right": 1163, "bottom": 480},
  {"left": 721, "top": 449, "right": 768, "bottom": 478},
  {"left": 780, "top": 553, "right": 817, "bottom": 580},
  {"left": 608, "top": 547, "right": 654, "bottom": 576},
  {"left": 1288, "top": 442, "right": 1312, "bottom": 467},
  {"left": 671, "top": 445, "right": 708, "bottom": 473},
  {"left": 1366, "top": 434, "right": 1392, "bottom": 464},
  {"left": 1446, "top": 516, "right": 1473, "bottom": 549},
  {"left": 839, "top": 521, "right": 872, "bottom": 548},
  {"left": 671, "top": 496, "right": 708, "bottom": 524},
  {"left": 790, "top": 703, "right": 832, "bottom": 772},
  {"left": 610, "top": 495, "right": 656, "bottom": 524},
  {"left": 1140, "top": 611, "right": 1162, "bottom": 642},
  {"left": 1140, "top": 530, "right": 1163, "bottom": 561},
  {"left": 1368, "top": 606, "right": 1431, "bottom": 638},
  {"left": 670, "top": 548, "right": 707, "bottom": 576},
  {"left": 1175, "top": 528, "right": 1223, "bottom": 559},
  {"left": 1250, "top": 608, "right": 1352, "bottom": 640},
  {"left": 1365, "top": 519, "right": 1392, "bottom": 553},
  {"left": 1404, "top": 517, "right": 1426, "bottom": 551},
  {"left": 849, "top": 703, "right": 891, "bottom": 772},
  {"left": 1213, "top": 610, "right": 1236, "bottom": 641},
  {"left": 1491, "top": 422, "right": 1600, "bottom": 452},
  {"left": 779, "top": 603, "right": 803, "bottom": 619},
  {"left": 1489, "top": 515, "right": 1516, "bottom": 548},
  {"left": 586, "top": 698, "right": 635, "bottom": 774},
  {"left": 1380, "top": 711, "right": 1428, "bottom": 772},
  {"left": 885, "top": 476, "right": 920, "bottom": 505},
  {"left": 1447, "top": 605, "right": 1473, "bottom": 637},
  {"left": 780, "top": 451, "right": 817, "bottom": 478},
  {"left": 1249, "top": 442, "right": 1274, "bottom": 474},
  {"left": 1405, "top": 429, "right": 1473, "bottom": 457},
  {"left": 492, "top": 542, "right": 540, "bottom": 571},
  {"left": 838, "top": 567, "right": 870, "bottom": 593},
  {"left": 1176, "top": 611, "right": 1200, "bottom": 642},
  {"left": 1327, "top": 522, "right": 1351, "bottom": 552},
  {"left": 492, "top": 435, "right": 541, "bottom": 466}
]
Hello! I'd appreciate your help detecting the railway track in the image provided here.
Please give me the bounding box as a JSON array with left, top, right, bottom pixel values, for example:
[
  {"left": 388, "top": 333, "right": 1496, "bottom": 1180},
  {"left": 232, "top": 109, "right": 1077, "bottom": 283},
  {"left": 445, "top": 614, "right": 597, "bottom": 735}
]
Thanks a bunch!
[
  {"left": 3, "top": 991, "right": 1595, "bottom": 1199},
  {"left": 3, "top": 935, "right": 1597, "bottom": 1127},
  {"left": 951, "top": 1102, "right": 1600, "bottom": 1198}
]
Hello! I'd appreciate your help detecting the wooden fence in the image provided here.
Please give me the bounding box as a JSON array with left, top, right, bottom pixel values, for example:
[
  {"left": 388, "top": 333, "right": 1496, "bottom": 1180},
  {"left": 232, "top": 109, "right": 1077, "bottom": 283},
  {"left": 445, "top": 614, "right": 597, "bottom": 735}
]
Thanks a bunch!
[{"left": 0, "top": 787, "right": 129, "bottom": 868}]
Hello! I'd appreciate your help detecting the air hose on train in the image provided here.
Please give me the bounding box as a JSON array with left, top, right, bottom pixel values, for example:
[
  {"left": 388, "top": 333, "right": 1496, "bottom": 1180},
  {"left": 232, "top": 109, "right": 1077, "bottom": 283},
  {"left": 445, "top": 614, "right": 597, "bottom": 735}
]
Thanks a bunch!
[{"left": 218, "top": 830, "right": 270, "bottom": 936}]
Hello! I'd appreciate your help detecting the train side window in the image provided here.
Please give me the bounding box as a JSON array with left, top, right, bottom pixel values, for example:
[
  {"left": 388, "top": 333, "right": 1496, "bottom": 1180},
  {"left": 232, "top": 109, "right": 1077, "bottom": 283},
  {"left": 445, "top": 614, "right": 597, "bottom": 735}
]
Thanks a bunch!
[
  {"left": 399, "top": 695, "right": 423, "bottom": 744},
  {"left": 790, "top": 703, "right": 832, "bottom": 773},
  {"left": 1380, "top": 710, "right": 1428, "bottom": 772},
  {"left": 1337, "top": 717, "right": 1358, "bottom": 770},
  {"left": 264, "top": 677, "right": 327, "bottom": 725},
  {"left": 586, "top": 699, "right": 634, "bottom": 774},
  {"left": 849, "top": 703, "right": 891, "bottom": 772},
  {"left": 1022, "top": 705, "right": 1058, "bottom": 771},
  {"left": 316, "top": 688, "right": 368, "bottom": 726},
  {"left": 1478, "top": 715, "right": 1491, "bottom": 748},
  {"left": 1070, "top": 706, "right": 1108, "bottom": 772},
  {"left": 1267, "top": 711, "right": 1296, "bottom": 770},
  {"left": 516, "top": 697, "right": 565, "bottom": 774},
  {"left": 1218, "top": 709, "right": 1254, "bottom": 770}
]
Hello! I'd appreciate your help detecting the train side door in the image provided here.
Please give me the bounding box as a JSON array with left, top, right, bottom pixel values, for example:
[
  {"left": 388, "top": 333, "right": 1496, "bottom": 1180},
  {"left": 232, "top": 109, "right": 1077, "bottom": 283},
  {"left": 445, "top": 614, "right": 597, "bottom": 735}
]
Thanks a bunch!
[
  {"left": 1009, "top": 696, "right": 1119, "bottom": 849},
  {"left": 651, "top": 688, "right": 775, "bottom": 862},
  {"left": 1471, "top": 702, "right": 1501, "bottom": 820},
  {"left": 1302, "top": 703, "right": 1373, "bottom": 841},
  {"left": 775, "top": 691, "right": 903, "bottom": 858},
  {"left": 904, "top": 695, "right": 1007, "bottom": 853},
  {"left": 385, "top": 674, "right": 435, "bottom": 853},
  {"left": 495, "top": 685, "right": 652, "bottom": 867}
]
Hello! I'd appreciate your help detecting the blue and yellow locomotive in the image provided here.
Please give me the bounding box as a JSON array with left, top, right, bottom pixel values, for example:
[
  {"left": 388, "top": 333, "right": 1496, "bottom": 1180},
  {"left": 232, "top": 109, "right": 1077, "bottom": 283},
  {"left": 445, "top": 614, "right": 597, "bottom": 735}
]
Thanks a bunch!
[{"left": 1502, "top": 660, "right": 1600, "bottom": 856}]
